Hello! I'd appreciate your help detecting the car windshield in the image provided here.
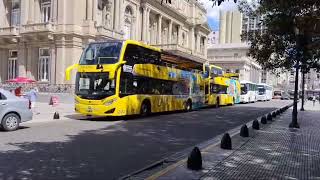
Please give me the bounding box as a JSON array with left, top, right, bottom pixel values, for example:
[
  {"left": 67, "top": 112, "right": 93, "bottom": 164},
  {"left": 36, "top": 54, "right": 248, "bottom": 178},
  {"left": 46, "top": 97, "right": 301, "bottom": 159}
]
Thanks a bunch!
[
  {"left": 75, "top": 72, "right": 116, "bottom": 100},
  {"left": 241, "top": 84, "right": 247, "bottom": 95},
  {"left": 79, "top": 42, "right": 122, "bottom": 65},
  {"left": 274, "top": 91, "right": 282, "bottom": 96}
]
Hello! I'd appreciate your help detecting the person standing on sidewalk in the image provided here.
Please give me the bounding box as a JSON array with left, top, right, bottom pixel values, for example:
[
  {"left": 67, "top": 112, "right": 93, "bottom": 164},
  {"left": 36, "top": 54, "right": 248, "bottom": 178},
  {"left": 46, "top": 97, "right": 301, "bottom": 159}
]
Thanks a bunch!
[{"left": 26, "top": 87, "right": 39, "bottom": 114}]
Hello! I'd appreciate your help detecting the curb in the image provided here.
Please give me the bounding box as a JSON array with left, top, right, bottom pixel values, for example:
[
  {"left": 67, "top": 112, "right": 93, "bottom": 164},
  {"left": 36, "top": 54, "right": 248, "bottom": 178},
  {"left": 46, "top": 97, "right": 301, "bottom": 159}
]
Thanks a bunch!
[{"left": 121, "top": 103, "right": 294, "bottom": 180}]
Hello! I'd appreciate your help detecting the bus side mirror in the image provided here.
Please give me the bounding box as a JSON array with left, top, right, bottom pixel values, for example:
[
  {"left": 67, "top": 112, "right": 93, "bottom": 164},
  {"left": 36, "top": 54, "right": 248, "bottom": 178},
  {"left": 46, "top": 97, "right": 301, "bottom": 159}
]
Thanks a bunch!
[{"left": 65, "top": 64, "right": 79, "bottom": 81}]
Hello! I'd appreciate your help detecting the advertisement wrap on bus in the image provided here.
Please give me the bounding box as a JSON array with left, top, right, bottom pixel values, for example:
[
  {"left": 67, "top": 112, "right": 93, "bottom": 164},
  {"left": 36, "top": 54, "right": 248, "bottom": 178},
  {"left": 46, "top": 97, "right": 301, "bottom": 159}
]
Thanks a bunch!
[{"left": 66, "top": 40, "right": 208, "bottom": 117}]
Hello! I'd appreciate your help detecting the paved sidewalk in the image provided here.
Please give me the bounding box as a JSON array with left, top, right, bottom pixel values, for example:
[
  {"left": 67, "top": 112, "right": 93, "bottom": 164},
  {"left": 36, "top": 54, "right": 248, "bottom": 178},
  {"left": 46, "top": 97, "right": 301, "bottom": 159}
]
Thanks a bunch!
[
  {"left": 25, "top": 102, "right": 78, "bottom": 123},
  {"left": 152, "top": 102, "right": 320, "bottom": 179}
]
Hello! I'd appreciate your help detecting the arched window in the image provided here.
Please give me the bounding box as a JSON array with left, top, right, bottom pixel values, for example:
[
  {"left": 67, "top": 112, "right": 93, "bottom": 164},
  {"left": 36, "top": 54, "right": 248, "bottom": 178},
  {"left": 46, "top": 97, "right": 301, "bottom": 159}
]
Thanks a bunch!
[{"left": 124, "top": 6, "right": 133, "bottom": 40}]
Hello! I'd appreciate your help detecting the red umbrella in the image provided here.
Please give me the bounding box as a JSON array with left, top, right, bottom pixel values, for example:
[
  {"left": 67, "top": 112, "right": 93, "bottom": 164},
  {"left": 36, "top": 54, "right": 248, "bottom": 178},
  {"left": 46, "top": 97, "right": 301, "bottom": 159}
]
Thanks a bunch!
[{"left": 6, "top": 77, "right": 36, "bottom": 83}]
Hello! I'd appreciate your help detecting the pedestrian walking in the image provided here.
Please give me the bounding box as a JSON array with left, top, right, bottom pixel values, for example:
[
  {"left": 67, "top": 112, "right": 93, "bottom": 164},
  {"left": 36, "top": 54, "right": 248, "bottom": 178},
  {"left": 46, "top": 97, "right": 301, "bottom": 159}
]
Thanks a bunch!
[
  {"left": 14, "top": 86, "right": 22, "bottom": 97},
  {"left": 312, "top": 95, "right": 316, "bottom": 106},
  {"left": 26, "top": 87, "right": 39, "bottom": 114}
]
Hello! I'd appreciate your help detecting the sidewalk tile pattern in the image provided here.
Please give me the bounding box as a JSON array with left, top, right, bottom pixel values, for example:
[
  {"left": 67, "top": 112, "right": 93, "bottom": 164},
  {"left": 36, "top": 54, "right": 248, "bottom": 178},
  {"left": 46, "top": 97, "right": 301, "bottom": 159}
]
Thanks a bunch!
[{"left": 201, "top": 107, "right": 320, "bottom": 179}]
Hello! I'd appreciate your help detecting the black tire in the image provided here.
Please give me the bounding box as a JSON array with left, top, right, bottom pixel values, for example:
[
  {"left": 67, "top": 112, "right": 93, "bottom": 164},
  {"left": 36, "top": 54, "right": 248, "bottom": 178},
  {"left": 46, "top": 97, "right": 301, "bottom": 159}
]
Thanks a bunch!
[
  {"left": 140, "top": 101, "right": 150, "bottom": 117},
  {"left": 1, "top": 113, "right": 20, "bottom": 131},
  {"left": 185, "top": 100, "right": 192, "bottom": 111}
]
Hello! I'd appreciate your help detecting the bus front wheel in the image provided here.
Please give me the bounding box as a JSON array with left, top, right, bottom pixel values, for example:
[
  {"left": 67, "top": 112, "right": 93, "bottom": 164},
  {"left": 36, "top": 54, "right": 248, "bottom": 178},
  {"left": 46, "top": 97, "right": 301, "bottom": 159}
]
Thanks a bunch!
[
  {"left": 215, "top": 98, "right": 220, "bottom": 108},
  {"left": 140, "top": 101, "right": 151, "bottom": 117}
]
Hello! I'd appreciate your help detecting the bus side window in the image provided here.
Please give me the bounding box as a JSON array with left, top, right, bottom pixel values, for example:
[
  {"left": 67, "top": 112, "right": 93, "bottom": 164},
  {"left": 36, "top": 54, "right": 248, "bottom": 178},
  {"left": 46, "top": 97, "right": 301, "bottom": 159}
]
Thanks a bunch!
[
  {"left": 124, "top": 44, "right": 141, "bottom": 66},
  {"left": 120, "top": 71, "right": 135, "bottom": 96},
  {"left": 140, "top": 47, "right": 162, "bottom": 65}
]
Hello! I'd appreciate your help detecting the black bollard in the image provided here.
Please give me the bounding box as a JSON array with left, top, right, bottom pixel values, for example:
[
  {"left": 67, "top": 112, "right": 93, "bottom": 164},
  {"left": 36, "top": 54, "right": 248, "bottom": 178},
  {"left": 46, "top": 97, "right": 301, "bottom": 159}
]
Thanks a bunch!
[
  {"left": 277, "top": 110, "right": 281, "bottom": 115},
  {"left": 53, "top": 112, "right": 60, "bottom": 119},
  {"left": 221, "top": 133, "right": 232, "bottom": 150},
  {"left": 187, "top": 147, "right": 202, "bottom": 170},
  {"left": 267, "top": 113, "right": 272, "bottom": 121},
  {"left": 261, "top": 116, "right": 267, "bottom": 124},
  {"left": 252, "top": 120, "right": 260, "bottom": 130},
  {"left": 272, "top": 112, "right": 277, "bottom": 118},
  {"left": 240, "top": 125, "right": 249, "bottom": 137}
]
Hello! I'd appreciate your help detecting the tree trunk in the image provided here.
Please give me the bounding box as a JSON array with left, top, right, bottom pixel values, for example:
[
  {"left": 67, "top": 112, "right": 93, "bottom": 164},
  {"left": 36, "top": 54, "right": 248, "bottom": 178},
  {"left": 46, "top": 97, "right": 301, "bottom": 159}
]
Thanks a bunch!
[
  {"left": 300, "top": 71, "right": 305, "bottom": 111},
  {"left": 290, "top": 60, "right": 300, "bottom": 128}
]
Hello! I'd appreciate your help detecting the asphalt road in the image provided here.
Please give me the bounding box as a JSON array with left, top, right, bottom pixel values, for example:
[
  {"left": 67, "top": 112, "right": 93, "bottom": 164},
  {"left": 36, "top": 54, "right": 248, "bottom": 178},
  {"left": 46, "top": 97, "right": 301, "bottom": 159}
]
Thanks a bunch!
[{"left": 0, "top": 100, "right": 292, "bottom": 180}]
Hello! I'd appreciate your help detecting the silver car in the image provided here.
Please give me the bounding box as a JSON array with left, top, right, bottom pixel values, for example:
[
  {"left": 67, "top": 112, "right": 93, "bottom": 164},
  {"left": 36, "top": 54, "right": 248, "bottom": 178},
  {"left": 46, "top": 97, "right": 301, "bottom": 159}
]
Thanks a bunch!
[{"left": 0, "top": 88, "right": 33, "bottom": 131}]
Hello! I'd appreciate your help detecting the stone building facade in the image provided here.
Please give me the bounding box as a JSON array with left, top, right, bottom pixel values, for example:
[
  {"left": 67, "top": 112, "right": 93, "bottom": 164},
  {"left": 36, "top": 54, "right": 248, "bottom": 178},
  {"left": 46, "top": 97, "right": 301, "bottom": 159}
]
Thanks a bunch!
[
  {"left": 0, "top": 0, "right": 210, "bottom": 85},
  {"left": 207, "top": 10, "right": 262, "bottom": 83},
  {"left": 207, "top": 43, "right": 261, "bottom": 83}
]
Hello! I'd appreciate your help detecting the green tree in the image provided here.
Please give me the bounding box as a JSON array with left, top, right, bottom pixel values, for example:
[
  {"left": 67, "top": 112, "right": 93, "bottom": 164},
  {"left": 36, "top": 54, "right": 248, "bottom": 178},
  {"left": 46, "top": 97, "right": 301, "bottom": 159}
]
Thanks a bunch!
[{"left": 239, "top": 0, "right": 320, "bottom": 128}]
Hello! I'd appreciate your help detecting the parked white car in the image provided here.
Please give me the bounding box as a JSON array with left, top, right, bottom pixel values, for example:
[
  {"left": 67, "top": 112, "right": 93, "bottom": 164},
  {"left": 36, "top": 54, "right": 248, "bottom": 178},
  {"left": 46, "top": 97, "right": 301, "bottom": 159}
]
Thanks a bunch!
[{"left": 0, "top": 88, "right": 33, "bottom": 131}]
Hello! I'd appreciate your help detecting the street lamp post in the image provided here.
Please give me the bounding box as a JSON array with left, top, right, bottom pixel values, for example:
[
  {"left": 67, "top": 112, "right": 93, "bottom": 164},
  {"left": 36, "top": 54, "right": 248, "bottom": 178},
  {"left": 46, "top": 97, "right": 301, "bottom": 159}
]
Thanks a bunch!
[
  {"left": 289, "top": 23, "right": 301, "bottom": 129},
  {"left": 300, "top": 68, "right": 306, "bottom": 111}
]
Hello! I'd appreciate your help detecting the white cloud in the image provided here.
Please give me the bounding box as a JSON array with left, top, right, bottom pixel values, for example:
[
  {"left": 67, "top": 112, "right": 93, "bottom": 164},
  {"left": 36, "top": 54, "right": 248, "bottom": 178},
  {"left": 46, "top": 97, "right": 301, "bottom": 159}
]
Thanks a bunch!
[{"left": 199, "top": 0, "right": 238, "bottom": 20}]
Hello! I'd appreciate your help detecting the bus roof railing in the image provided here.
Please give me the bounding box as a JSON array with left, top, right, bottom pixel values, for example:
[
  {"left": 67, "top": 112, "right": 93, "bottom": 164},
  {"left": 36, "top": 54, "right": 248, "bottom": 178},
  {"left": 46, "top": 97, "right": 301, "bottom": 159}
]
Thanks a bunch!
[{"left": 161, "top": 50, "right": 204, "bottom": 71}]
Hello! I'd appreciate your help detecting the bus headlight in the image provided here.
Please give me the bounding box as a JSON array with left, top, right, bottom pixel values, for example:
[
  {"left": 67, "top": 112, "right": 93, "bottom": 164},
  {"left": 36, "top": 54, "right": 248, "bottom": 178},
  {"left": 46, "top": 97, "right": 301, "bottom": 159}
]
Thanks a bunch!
[
  {"left": 75, "top": 98, "right": 79, "bottom": 104},
  {"left": 104, "top": 98, "right": 117, "bottom": 106}
]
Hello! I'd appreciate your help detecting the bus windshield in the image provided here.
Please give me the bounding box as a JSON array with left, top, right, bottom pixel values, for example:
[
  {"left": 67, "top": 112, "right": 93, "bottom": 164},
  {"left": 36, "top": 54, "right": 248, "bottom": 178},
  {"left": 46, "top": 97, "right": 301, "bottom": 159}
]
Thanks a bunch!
[
  {"left": 79, "top": 42, "right": 122, "bottom": 65},
  {"left": 75, "top": 72, "right": 116, "bottom": 100},
  {"left": 257, "top": 86, "right": 266, "bottom": 95},
  {"left": 241, "top": 84, "right": 248, "bottom": 95}
]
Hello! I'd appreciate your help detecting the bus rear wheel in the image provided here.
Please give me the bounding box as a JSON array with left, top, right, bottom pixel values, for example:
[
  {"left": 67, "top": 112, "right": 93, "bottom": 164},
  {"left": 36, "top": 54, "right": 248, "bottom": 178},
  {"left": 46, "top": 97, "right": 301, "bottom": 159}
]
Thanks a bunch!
[
  {"left": 185, "top": 100, "right": 192, "bottom": 112},
  {"left": 140, "top": 101, "right": 151, "bottom": 117}
]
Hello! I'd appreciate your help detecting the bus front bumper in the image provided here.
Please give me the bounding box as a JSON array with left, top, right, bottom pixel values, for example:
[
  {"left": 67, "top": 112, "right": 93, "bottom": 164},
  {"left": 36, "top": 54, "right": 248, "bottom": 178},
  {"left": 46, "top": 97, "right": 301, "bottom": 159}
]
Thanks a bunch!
[
  {"left": 75, "top": 103, "right": 123, "bottom": 117},
  {"left": 256, "top": 95, "right": 266, "bottom": 101}
]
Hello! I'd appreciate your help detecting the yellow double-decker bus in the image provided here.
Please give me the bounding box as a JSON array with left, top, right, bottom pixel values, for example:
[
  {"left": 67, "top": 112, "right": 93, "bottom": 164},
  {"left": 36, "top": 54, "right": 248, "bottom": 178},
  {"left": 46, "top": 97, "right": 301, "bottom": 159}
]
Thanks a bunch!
[
  {"left": 66, "top": 40, "right": 203, "bottom": 117},
  {"left": 204, "top": 65, "right": 234, "bottom": 107}
]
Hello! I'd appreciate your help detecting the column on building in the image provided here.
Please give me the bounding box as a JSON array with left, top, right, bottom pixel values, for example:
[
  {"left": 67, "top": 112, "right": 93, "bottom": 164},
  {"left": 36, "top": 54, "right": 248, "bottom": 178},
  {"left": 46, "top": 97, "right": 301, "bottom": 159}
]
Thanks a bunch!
[
  {"left": 141, "top": 6, "right": 147, "bottom": 41},
  {"left": 17, "top": 43, "right": 27, "bottom": 77},
  {"left": 0, "top": 50, "right": 9, "bottom": 82},
  {"left": 189, "top": 27, "right": 195, "bottom": 53},
  {"left": 146, "top": 9, "right": 151, "bottom": 43},
  {"left": 196, "top": 33, "right": 200, "bottom": 53},
  {"left": 21, "top": 0, "right": 29, "bottom": 25},
  {"left": 28, "top": 0, "right": 34, "bottom": 23},
  {"left": 49, "top": 46, "right": 56, "bottom": 83},
  {"left": 86, "top": 0, "right": 93, "bottom": 20},
  {"left": 114, "top": 0, "right": 120, "bottom": 30},
  {"left": 92, "top": 0, "right": 97, "bottom": 22},
  {"left": 34, "top": 0, "right": 41, "bottom": 23},
  {"left": 226, "top": 11, "right": 232, "bottom": 43},
  {"left": 219, "top": 11, "right": 226, "bottom": 44},
  {"left": 177, "top": 25, "right": 181, "bottom": 45},
  {"left": 157, "top": 14, "right": 162, "bottom": 44},
  {"left": 119, "top": 0, "right": 124, "bottom": 32},
  {"left": 204, "top": 37, "right": 208, "bottom": 58},
  {"left": 51, "top": 0, "right": 58, "bottom": 23},
  {"left": 168, "top": 20, "right": 172, "bottom": 44}
]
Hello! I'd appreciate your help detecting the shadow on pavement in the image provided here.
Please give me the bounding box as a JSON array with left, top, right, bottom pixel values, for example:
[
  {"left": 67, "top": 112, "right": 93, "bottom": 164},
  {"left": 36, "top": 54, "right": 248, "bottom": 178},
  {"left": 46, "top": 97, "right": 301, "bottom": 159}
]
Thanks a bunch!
[{"left": 0, "top": 106, "right": 280, "bottom": 179}]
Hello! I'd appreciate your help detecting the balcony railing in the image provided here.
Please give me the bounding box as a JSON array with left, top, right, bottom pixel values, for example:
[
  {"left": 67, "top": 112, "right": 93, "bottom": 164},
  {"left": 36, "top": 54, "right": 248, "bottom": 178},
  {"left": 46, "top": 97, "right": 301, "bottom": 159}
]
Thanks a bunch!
[
  {"left": 0, "top": 26, "right": 19, "bottom": 36},
  {"left": 96, "top": 26, "right": 114, "bottom": 37},
  {"left": 21, "top": 22, "right": 55, "bottom": 33},
  {"left": 152, "top": 43, "right": 193, "bottom": 54}
]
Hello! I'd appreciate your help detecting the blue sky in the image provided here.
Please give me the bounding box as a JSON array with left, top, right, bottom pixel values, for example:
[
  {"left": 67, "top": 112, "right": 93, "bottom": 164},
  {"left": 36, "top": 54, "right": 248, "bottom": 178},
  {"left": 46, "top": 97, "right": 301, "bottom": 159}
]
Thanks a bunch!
[{"left": 199, "top": 0, "right": 238, "bottom": 31}]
